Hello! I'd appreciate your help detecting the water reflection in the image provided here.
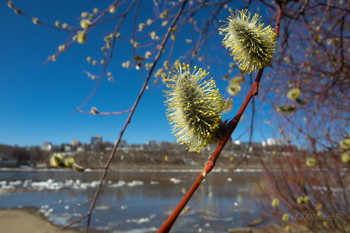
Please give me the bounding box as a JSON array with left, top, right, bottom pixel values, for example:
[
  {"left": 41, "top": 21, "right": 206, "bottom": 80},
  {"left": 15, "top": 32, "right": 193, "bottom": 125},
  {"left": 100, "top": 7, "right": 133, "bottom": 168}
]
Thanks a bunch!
[{"left": 0, "top": 170, "right": 264, "bottom": 233}]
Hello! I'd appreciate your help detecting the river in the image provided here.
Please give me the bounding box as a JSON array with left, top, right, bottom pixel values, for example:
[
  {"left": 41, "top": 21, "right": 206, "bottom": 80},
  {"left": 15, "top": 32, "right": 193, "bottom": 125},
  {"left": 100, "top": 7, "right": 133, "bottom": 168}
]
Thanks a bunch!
[{"left": 0, "top": 169, "right": 265, "bottom": 233}]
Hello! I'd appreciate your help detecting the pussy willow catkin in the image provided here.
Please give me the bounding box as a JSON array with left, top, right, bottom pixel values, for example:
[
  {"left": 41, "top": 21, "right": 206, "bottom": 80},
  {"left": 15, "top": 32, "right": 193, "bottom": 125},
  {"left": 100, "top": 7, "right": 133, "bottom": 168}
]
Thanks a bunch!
[
  {"left": 219, "top": 9, "right": 277, "bottom": 73},
  {"left": 164, "top": 64, "right": 226, "bottom": 152}
]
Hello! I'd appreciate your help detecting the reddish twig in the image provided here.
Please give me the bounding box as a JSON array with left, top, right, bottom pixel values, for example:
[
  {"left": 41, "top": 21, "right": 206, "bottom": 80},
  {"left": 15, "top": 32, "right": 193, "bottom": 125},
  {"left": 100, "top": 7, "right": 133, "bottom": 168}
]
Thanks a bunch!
[
  {"left": 157, "top": 68, "right": 265, "bottom": 233},
  {"left": 157, "top": 5, "right": 283, "bottom": 232},
  {"left": 76, "top": 108, "right": 131, "bottom": 115}
]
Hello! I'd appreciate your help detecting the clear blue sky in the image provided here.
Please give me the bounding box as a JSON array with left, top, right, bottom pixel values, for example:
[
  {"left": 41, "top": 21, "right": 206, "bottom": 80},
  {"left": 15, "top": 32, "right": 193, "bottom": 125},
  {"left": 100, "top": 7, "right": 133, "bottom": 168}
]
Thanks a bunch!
[{"left": 0, "top": 0, "right": 275, "bottom": 146}]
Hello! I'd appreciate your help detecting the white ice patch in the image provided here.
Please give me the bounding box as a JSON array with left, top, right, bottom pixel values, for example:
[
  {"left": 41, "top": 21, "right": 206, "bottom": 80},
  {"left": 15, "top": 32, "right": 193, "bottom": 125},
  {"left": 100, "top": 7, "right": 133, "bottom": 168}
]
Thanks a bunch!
[
  {"left": 127, "top": 180, "right": 144, "bottom": 187},
  {"left": 169, "top": 178, "right": 181, "bottom": 184},
  {"left": 0, "top": 178, "right": 143, "bottom": 191},
  {"left": 126, "top": 217, "right": 150, "bottom": 224}
]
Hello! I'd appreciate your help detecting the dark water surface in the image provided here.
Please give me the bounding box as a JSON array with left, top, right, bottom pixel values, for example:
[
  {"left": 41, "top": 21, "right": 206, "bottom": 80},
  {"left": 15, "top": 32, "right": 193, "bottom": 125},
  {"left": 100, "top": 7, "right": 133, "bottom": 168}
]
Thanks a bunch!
[{"left": 0, "top": 169, "right": 265, "bottom": 233}]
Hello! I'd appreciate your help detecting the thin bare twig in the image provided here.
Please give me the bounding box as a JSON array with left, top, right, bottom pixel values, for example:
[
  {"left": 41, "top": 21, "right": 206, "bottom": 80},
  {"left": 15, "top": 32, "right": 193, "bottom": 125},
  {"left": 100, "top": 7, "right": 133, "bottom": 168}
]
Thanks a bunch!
[
  {"left": 61, "top": 1, "right": 188, "bottom": 232},
  {"left": 76, "top": 108, "right": 131, "bottom": 115}
]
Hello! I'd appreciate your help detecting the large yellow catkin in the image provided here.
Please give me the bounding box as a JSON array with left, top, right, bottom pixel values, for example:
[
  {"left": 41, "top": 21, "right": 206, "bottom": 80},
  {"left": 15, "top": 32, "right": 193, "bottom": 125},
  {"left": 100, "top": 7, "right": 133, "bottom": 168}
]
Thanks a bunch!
[
  {"left": 164, "top": 64, "right": 226, "bottom": 152},
  {"left": 219, "top": 9, "right": 277, "bottom": 73}
]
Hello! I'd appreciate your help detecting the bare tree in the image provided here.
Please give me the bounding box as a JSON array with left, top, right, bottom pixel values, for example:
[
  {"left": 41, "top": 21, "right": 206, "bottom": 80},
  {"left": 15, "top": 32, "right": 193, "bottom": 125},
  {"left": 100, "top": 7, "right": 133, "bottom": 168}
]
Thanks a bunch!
[{"left": 4, "top": 0, "right": 349, "bottom": 232}]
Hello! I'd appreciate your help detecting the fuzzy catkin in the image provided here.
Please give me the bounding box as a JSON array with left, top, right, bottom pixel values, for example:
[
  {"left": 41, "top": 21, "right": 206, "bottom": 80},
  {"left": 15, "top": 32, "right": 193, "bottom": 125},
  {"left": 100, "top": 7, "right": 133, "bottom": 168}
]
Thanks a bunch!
[
  {"left": 219, "top": 9, "right": 277, "bottom": 73},
  {"left": 164, "top": 64, "right": 226, "bottom": 152}
]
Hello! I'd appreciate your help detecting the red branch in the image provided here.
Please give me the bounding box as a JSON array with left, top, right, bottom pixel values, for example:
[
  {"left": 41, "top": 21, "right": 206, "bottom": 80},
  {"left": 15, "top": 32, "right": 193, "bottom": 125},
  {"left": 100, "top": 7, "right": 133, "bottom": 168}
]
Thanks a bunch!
[
  {"left": 157, "top": 4, "right": 283, "bottom": 232},
  {"left": 157, "top": 69, "right": 264, "bottom": 233}
]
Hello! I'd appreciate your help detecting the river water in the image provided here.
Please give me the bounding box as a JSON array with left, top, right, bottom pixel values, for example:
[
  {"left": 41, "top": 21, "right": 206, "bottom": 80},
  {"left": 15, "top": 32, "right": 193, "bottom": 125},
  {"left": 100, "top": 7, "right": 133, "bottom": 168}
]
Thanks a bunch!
[{"left": 0, "top": 169, "right": 265, "bottom": 233}]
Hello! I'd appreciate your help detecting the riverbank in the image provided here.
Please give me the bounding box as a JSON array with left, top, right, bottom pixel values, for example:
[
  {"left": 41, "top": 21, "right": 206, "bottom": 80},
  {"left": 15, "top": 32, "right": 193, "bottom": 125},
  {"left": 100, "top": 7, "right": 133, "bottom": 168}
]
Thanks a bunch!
[
  {"left": 0, "top": 207, "right": 103, "bottom": 233},
  {"left": 0, "top": 208, "right": 302, "bottom": 233},
  {"left": 0, "top": 207, "right": 268, "bottom": 233}
]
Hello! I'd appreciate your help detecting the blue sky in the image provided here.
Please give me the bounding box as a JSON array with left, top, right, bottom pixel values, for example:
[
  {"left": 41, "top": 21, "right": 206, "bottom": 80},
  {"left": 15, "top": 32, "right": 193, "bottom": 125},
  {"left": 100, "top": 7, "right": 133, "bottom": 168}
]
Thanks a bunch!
[{"left": 0, "top": 0, "right": 275, "bottom": 146}]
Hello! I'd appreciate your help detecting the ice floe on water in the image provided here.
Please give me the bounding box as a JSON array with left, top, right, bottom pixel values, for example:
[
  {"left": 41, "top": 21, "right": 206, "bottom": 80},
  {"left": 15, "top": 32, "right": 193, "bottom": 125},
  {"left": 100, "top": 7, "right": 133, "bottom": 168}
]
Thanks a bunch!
[
  {"left": 95, "top": 205, "right": 111, "bottom": 211},
  {"left": 126, "top": 217, "right": 150, "bottom": 224},
  {"left": 127, "top": 180, "right": 144, "bottom": 187},
  {"left": 0, "top": 178, "right": 150, "bottom": 192},
  {"left": 126, "top": 214, "right": 156, "bottom": 224},
  {"left": 169, "top": 177, "right": 181, "bottom": 184},
  {"left": 112, "top": 227, "right": 158, "bottom": 233}
]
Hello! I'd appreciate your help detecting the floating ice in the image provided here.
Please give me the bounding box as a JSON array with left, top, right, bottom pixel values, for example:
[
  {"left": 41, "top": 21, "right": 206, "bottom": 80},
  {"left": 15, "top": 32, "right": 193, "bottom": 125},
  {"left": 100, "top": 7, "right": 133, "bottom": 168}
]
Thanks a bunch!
[
  {"left": 117, "top": 227, "right": 158, "bottom": 233},
  {"left": 0, "top": 178, "right": 145, "bottom": 192},
  {"left": 126, "top": 217, "right": 150, "bottom": 224},
  {"left": 110, "top": 180, "right": 126, "bottom": 187},
  {"left": 169, "top": 178, "right": 181, "bottom": 184},
  {"left": 127, "top": 180, "right": 144, "bottom": 187},
  {"left": 95, "top": 205, "right": 111, "bottom": 211}
]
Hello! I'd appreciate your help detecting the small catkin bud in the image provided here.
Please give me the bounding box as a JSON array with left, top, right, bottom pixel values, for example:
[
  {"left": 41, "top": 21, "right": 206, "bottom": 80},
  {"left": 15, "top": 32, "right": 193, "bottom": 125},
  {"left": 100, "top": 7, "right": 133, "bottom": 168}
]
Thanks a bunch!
[
  {"left": 340, "top": 138, "right": 350, "bottom": 150},
  {"left": 282, "top": 213, "right": 289, "bottom": 222},
  {"left": 150, "top": 31, "right": 157, "bottom": 40},
  {"left": 80, "top": 19, "right": 91, "bottom": 29},
  {"left": 271, "top": 198, "right": 280, "bottom": 207},
  {"left": 306, "top": 157, "right": 316, "bottom": 167},
  {"left": 7, "top": 1, "right": 15, "bottom": 8},
  {"left": 138, "top": 23, "right": 146, "bottom": 32},
  {"left": 109, "top": 5, "right": 117, "bottom": 14},
  {"left": 227, "top": 77, "right": 242, "bottom": 96},
  {"left": 81, "top": 12, "right": 89, "bottom": 18},
  {"left": 50, "top": 55, "right": 57, "bottom": 61},
  {"left": 122, "top": 61, "right": 130, "bottom": 68},
  {"left": 58, "top": 45, "right": 66, "bottom": 51},
  {"left": 76, "top": 31, "right": 87, "bottom": 44},
  {"left": 287, "top": 88, "right": 301, "bottom": 100},
  {"left": 341, "top": 152, "right": 350, "bottom": 163},
  {"left": 32, "top": 18, "right": 40, "bottom": 24},
  {"left": 161, "top": 20, "right": 168, "bottom": 27}
]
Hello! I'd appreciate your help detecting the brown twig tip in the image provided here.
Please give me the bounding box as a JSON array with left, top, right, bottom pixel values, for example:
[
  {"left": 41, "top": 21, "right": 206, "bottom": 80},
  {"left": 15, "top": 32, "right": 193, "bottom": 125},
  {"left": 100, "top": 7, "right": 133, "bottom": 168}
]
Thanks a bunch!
[{"left": 274, "top": 4, "right": 282, "bottom": 37}]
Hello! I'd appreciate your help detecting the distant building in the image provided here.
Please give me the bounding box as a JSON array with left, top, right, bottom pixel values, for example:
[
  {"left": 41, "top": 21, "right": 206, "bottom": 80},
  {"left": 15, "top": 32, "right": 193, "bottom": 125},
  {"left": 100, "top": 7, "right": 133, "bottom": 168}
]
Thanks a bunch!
[
  {"left": 76, "top": 146, "right": 85, "bottom": 152},
  {"left": 42, "top": 142, "right": 53, "bottom": 151},
  {"left": 91, "top": 135, "right": 102, "bottom": 145},
  {"left": 0, "top": 154, "right": 17, "bottom": 167},
  {"left": 71, "top": 140, "right": 81, "bottom": 147},
  {"left": 145, "top": 140, "right": 159, "bottom": 151},
  {"left": 90, "top": 135, "right": 103, "bottom": 150},
  {"left": 266, "top": 138, "right": 285, "bottom": 146},
  {"left": 61, "top": 144, "right": 72, "bottom": 152}
]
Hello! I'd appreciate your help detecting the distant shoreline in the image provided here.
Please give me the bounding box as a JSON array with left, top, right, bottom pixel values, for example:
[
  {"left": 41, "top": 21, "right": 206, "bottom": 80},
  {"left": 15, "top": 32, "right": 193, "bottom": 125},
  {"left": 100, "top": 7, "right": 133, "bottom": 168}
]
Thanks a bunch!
[{"left": 0, "top": 167, "right": 265, "bottom": 173}]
